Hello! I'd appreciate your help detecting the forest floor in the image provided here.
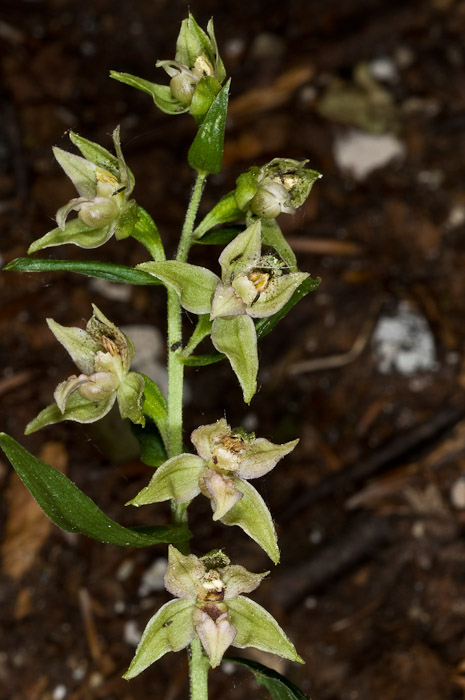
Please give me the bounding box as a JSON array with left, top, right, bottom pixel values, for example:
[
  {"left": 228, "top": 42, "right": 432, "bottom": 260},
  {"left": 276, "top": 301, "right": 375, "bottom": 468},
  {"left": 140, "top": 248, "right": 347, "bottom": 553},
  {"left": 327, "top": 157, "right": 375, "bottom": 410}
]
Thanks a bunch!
[{"left": 2, "top": 1, "right": 465, "bottom": 698}]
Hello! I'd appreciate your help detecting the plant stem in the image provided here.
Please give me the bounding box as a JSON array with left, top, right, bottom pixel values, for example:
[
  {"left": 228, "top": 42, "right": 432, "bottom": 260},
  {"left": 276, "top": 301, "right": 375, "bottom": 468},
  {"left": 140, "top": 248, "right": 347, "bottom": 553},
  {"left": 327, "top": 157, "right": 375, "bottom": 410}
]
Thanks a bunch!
[
  {"left": 177, "top": 171, "right": 207, "bottom": 263},
  {"left": 189, "top": 637, "right": 209, "bottom": 700},
  {"left": 167, "top": 169, "right": 210, "bottom": 693},
  {"left": 166, "top": 171, "right": 207, "bottom": 459}
]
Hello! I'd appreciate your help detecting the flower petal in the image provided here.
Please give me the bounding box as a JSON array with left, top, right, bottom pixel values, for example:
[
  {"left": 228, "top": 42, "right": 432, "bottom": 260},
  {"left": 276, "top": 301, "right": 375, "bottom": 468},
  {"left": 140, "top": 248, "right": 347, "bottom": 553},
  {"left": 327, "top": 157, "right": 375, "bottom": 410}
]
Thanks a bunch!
[
  {"left": 237, "top": 438, "right": 298, "bottom": 480},
  {"left": 221, "top": 565, "right": 268, "bottom": 600},
  {"left": 52, "top": 147, "right": 97, "bottom": 198},
  {"left": 117, "top": 372, "right": 145, "bottom": 426},
  {"left": 27, "top": 219, "right": 113, "bottom": 253},
  {"left": 246, "top": 272, "right": 309, "bottom": 319},
  {"left": 202, "top": 468, "right": 243, "bottom": 521},
  {"left": 193, "top": 605, "right": 236, "bottom": 668}
]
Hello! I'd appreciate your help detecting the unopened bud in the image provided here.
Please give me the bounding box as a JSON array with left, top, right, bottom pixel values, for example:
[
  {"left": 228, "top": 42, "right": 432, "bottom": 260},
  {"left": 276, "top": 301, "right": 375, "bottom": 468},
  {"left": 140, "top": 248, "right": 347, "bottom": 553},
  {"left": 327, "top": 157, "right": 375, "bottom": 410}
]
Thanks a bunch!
[{"left": 78, "top": 197, "right": 119, "bottom": 228}]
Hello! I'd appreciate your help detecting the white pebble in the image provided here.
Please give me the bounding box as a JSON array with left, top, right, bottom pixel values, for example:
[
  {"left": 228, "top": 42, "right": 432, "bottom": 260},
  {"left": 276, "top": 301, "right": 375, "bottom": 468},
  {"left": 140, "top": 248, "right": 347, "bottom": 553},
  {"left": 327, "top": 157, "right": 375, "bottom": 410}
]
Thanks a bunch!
[{"left": 333, "top": 129, "right": 405, "bottom": 181}]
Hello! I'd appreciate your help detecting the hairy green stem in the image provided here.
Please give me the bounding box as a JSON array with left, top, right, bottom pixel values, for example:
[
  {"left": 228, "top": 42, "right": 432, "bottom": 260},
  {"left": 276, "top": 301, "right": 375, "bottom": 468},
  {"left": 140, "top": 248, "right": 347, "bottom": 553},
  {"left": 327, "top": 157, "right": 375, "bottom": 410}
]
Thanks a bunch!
[
  {"left": 189, "top": 637, "right": 209, "bottom": 700},
  {"left": 166, "top": 169, "right": 210, "bottom": 692},
  {"left": 177, "top": 171, "right": 207, "bottom": 262}
]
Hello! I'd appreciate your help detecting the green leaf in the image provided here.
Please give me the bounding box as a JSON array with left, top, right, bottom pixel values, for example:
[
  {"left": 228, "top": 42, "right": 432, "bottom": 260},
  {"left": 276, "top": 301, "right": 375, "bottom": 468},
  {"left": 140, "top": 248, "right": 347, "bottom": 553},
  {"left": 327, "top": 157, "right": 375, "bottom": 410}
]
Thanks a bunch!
[
  {"left": 4, "top": 257, "right": 162, "bottom": 286},
  {"left": 132, "top": 206, "right": 165, "bottom": 261},
  {"left": 193, "top": 226, "right": 242, "bottom": 246},
  {"left": 0, "top": 433, "right": 190, "bottom": 546},
  {"left": 137, "top": 261, "right": 219, "bottom": 314},
  {"left": 123, "top": 599, "right": 195, "bottom": 679},
  {"left": 131, "top": 420, "right": 167, "bottom": 468},
  {"left": 227, "top": 597, "right": 303, "bottom": 663},
  {"left": 211, "top": 315, "right": 258, "bottom": 404},
  {"left": 182, "top": 314, "right": 213, "bottom": 359},
  {"left": 182, "top": 350, "right": 224, "bottom": 367},
  {"left": 220, "top": 479, "right": 279, "bottom": 564},
  {"left": 255, "top": 276, "right": 321, "bottom": 340},
  {"left": 140, "top": 373, "right": 169, "bottom": 449},
  {"left": 188, "top": 80, "right": 230, "bottom": 174},
  {"left": 225, "top": 657, "right": 309, "bottom": 700},
  {"left": 193, "top": 192, "right": 243, "bottom": 239}
]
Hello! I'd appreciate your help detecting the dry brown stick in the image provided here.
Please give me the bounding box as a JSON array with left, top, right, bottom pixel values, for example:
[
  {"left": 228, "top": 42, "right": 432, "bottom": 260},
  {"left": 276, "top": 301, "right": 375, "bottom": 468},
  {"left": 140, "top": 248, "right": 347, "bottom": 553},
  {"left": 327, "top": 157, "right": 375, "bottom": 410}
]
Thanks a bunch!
[
  {"left": 279, "top": 404, "right": 465, "bottom": 524},
  {"left": 78, "top": 588, "right": 103, "bottom": 666}
]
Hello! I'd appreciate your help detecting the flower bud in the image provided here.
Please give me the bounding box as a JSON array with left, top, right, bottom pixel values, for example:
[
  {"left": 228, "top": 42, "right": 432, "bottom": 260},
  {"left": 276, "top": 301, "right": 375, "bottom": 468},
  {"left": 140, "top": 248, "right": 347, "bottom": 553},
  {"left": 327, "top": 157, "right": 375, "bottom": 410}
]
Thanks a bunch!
[{"left": 170, "top": 72, "right": 197, "bottom": 106}]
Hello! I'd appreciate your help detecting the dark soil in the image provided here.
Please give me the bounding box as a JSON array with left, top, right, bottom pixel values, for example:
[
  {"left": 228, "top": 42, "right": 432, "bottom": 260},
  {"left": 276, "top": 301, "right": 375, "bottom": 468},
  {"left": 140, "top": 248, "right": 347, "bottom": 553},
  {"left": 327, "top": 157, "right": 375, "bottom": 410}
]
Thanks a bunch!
[{"left": 2, "top": 1, "right": 465, "bottom": 698}]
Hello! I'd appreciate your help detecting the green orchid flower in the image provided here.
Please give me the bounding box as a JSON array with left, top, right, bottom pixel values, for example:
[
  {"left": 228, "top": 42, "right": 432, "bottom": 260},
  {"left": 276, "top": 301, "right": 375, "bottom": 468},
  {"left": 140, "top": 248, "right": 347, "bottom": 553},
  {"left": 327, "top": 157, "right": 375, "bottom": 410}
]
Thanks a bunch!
[
  {"left": 25, "top": 305, "right": 145, "bottom": 434},
  {"left": 137, "top": 220, "right": 310, "bottom": 402},
  {"left": 28, "top": 127, "right": 138, "bottom": 253},
  {"left": 111, "top": 14, "right": 226, "bottom": 123},
  {"left": 128, "top": 418, "right": 298, "bottom": 563},
  {"left": 124, "top": 546, "right": 302, "bottom": 678}
]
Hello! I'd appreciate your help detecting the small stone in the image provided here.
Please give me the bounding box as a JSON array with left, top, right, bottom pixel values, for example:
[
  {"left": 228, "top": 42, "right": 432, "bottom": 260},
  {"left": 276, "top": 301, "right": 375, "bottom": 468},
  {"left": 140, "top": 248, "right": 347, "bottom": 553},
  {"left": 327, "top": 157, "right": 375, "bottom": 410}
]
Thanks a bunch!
[
  {"left": 124, "top": 620, "right": 142, "bottom": 647},
  {"left": 333, "top": 130, "right": 405, "bottom": 181},
  {"left": 53, "top": 686, "right": 67, "bottom": 700},
  {"left": 368, "top": 56, "right": 398, "bottom": 83},
  {"left": 89, "top": 277, "right": 132, "bottom": 301},
  {"left": 450, "top": 478, "right": 465, "bottom": 509},
  {"left": 138, "top": 558, "right": 168, "bottom": 596},
  {"left": 372, "top": 301, "right": 437, "bottom": 375}
]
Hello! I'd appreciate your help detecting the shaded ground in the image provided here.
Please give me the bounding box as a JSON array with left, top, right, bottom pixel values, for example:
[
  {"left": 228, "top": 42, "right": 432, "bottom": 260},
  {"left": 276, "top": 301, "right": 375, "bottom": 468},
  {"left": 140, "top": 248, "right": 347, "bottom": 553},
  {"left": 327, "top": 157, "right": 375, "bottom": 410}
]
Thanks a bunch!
[{"left": 2, "top": 0, "right": 465, "bottom": 698}]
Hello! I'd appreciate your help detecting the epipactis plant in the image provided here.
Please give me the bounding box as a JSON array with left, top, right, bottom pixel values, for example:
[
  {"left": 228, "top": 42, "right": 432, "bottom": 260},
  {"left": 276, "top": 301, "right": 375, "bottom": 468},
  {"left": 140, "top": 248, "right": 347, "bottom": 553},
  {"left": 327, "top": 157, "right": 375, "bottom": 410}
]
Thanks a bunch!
[{"left": 0, "top": 13, "right": 321, "bottom": 700}]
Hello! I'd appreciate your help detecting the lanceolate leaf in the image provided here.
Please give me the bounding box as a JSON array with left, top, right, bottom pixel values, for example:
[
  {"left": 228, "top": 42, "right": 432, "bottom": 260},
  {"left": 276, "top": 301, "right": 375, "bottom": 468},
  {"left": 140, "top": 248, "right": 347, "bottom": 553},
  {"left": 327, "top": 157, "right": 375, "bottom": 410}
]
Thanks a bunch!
[
  {"left": 225, "top": 657, "right": 309, "bottom": 700},
  {"left": 132, "top": 206, "right": 166, "bottom": 261},
  {"left": 140, "top": 374, "right": 169, "bottom": 450},
  {"left": 193, "top": 226, "right": 241, "bottom": 246},
  {"left": 4, "top": 258, "right": 161, "bottom": 286},
  {"left": 131, "top": 420, "right": 167, "bottom": 468},
  {"left": 188, "top": 80, "right": 230, "bottom": 174},
  {"left": 0, "top": 433, "right": 189, "bottom": 546}
]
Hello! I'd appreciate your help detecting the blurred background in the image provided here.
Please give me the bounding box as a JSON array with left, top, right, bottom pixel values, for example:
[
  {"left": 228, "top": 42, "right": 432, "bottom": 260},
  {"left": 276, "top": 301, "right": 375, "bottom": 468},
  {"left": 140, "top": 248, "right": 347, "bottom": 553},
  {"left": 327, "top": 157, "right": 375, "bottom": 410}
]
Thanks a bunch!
[{"left": 2, "top": 0, "right": 465, "bottom": 698}]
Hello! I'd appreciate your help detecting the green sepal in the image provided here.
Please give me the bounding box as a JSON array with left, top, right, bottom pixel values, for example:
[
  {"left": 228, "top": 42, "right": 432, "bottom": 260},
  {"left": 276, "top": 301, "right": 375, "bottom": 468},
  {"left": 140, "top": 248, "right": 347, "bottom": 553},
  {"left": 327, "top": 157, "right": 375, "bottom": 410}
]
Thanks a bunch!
[
  {"left": 140, "top": 373, "right": 169, "bottom": 450},
  {"left": 123, "top": 599, "right": 196, "bottom": 679},
  {"left": 194, "top": 192, "right": 243, "bottom": 239},
  {"left": 28, "top": 219, "right": 113, "bottom": 254},
  {"left": 227, "top": 597, "right": 303, "bottom": 663},
  {"left": 110, "top": 71, "right": 188, "bottom": 115},
  {"left": 25, "top": 392, "right": 116, "bottom": 435},
  {"left": 219, "top": 479, "right": 279, "bottom": 564},
  {"left": 137, "top": 260, "right": 218, "bottom": 314},
  {"left": 52, "top": 147, "right": 97, "bottom": 198},
  {"left": 0, "top": 433, "right": 190, "bottom": 547},
  {"left": 188, "top": 80, "right": 230, "bottom": 174},
  {"left": 4, "top": 257, "right": 161, "bottom": 286},
  {"left": 211, "top": 315, "right": 258, "bottom": 404},
  {"left": 131, "top": 420, "right": 167, "bottom": 468},
  {"left": 260, "top": 218, "right": 297, "bottom": 271},
  {"left": 132, "top": 205, "right": 165, "bottom": 261},
  {"left": 117, "top": 372, "right": 145, "bottom": 426},
  {"left": 47, "top": 317, "right": 99, "bottom": 374},
  {"left": 128, "top": 454, "right": 205, "bottom": 506},
  {"left": 69, "top": 130, "right": 119, "bottom": 179},
  {"left": 225, "top": 657, "right": 309, "bottom": 700}
]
